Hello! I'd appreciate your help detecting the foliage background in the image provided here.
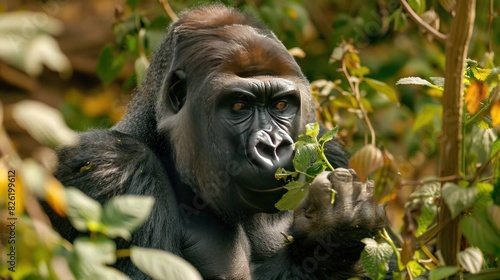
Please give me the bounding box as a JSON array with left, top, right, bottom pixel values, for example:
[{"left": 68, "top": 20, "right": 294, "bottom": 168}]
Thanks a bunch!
[{"left": 0, "top": 0, "right": 499, "bottom": 278}]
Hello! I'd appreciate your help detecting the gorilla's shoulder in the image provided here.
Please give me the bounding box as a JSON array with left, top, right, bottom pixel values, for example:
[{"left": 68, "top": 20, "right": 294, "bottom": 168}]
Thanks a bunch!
[{"left": 55, "top": 129, "right": 169, "bottom": 199}]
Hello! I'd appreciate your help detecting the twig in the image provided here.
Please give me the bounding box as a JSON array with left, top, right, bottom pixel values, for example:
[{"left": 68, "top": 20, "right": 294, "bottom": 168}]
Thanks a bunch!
[
  {"left": 159, "top": 0, "right": 178, "bottom": 21},
  {"left": 400, "top": 174, "right": 461, "bottom": 186},
  {"left": 400, "top": 0, "right": 447, "bottom": 42},
  {"left": 341, "top": 59, "right": 376, "bottom": 146}
]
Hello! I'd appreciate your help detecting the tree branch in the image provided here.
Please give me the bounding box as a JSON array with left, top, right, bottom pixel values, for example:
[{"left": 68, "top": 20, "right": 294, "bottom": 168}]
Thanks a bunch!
[
  {"left": 400, "top": 0, "right": 447, "bottom": 42},
  {"left": 436, "top": 0, "right": 476, "bottom": 266}
]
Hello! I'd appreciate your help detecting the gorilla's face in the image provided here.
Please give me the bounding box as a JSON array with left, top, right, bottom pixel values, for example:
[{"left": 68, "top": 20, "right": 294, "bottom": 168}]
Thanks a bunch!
[
  {"left": 214, "top": 75, "right": 301, "bottom": 211},
  {"left": 158, "top": 20, "right": 315, "bottom": 215}
]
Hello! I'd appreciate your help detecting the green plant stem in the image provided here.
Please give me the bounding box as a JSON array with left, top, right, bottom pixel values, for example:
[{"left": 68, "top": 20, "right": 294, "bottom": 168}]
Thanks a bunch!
[
  {"left": 116, "top": 249, "right": 131, "bottom": 258},
  {"left": 380, "top": 228, "right": 404, "bottom": 272},
  {"left": 321, "top": 142, "right": 335, "bottom": 171}
]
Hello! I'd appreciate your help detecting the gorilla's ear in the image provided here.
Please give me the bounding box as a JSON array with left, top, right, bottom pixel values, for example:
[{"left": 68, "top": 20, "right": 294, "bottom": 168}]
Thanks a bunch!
[{"left": 168, "top": 70, "right": 187, "bottom": 113}]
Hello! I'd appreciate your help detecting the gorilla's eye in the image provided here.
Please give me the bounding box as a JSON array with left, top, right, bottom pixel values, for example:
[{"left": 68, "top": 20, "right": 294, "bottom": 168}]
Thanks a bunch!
[
  {"left": 232, "top": 102, "right": 247, "bottom": 111},
  {"left": 274, "top": 101, "right": 288, "bottom": 110}
]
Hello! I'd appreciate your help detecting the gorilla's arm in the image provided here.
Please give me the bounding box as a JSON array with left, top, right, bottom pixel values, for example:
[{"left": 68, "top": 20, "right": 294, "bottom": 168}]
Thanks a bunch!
[
  {"left": 47, "top": 130, "right": 181, "bottom": 278},
  {"left": 254, "top": 169, "right": 386, "bottom": 280}
]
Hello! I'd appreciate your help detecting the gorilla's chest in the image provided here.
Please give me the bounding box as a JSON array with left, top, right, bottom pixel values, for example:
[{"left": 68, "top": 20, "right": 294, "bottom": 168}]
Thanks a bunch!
[
  {"left": 181, "top": 212, "right": 251, "bottom": 279},
  {"left": 180, "top": 213, "right": 291, "bottom": 279}
]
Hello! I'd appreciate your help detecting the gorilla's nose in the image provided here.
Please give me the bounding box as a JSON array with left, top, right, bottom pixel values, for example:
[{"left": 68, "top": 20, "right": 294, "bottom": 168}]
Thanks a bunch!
[{"left": 249, "top": 129, "right": 294, "bottom": 167}]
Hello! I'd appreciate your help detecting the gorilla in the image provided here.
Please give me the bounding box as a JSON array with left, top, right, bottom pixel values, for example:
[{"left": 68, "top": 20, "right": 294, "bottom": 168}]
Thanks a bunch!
[{"left": 49, "top": 4, "right": 388, "bottom": 280}]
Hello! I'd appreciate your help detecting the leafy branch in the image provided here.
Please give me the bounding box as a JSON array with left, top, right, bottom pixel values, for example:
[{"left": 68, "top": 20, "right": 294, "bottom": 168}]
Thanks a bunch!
[{"left": 274, "top": 123, "right": 338, "bottom": 210}]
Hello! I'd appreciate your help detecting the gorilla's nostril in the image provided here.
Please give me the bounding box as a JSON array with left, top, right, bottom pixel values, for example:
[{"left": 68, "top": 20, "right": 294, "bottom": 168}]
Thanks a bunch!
[{"left": 256, "top": 142, "right": 278, "bottom": 164}]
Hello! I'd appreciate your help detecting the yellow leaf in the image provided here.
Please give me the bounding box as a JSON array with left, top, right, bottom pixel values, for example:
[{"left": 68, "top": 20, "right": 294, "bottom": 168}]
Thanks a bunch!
[
  {"left": 44, "top": 177, "right": 68, "bottom": 217},
  {"left": 471, "top": 66, "right": 491, "bottom": 81},
  {"left": 0, "top": 162, "right": 25, "bottom": 216},
  {"left": 345, "top": 52, "right": 361, "bottom": 71},
  {"left": 491, "top": 101, "right": 500, "bottom": 128},
  {"left": 465, "top": 81, "right": 489, "bottom": 114}
]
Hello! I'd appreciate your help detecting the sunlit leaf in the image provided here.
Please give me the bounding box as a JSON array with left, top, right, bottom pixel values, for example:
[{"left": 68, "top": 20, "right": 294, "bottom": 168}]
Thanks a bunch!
[
  {"left": 66, "top": 187, "right": 103, "bottom": 232},
  {"left": 305, "top": 122, "right": 320, "bottom": 138},
  {"left": 288, "top": 47, "right": 306, "bottom": 58},
  {"left": 12, "top": 100, "right": 78, "bottom": 147},
  {"left": 406, "top": 260, "right": 426, "bottom": 278},
  {"left": 465, "top": 81, "right": 489, "bottom": 115},
  {"left": 73, "top": 237, "right": 129, "bottom": 280},
  {"left": 429, "top": 77, "right": 445, "bottom": 87},
  {"left": 135, "top": 55, "right": 150, "bottom": 84},
  {"left": 360, "top": 238, "right": 393, "bottom": 280},
  {"left": 471, "top": 66, "right": 492, "bottom": 81},
  {"left": 319, "top": 126, "right": 339, "bottom": 144},
  {"left": 131, "top": 247, "right": 202, "bottom": 280},
  {"left": 345, "top": 52, "right": 361, "bottom": 71},
  {"left": 396, "top": 77, "right": 431, "bottom": 86},
  {"left": 101, "top": 196, "right": 155, "bottom": 240},
  {"left": 457, "top": 247, "right": 483, "bottom": 273},
  {"left": 349, "top": 144, "right": 383, "bottom": 182},
  {"left": 365, "top": 78, "right": 399, "bottom": 105}
]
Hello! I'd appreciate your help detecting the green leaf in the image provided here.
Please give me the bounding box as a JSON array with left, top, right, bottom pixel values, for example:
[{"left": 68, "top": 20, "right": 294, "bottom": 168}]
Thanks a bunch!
[
  {"left": 130, "top": 247, "right": 202, "bottom": 280},
  {"left": 416, "top": 202, "right": 437, "bottom": 236},
  {"left": 72, "top": 236, "right": 130, "bottom": 280},
  {"left": 442, "top": 182, "right": 478, "bottom": 219},
  {"left": 393, "top": 8, "right": 408, "bottom": 31},
  {"left": 408, "top": 0, "right": 426, "bottom": 14},
  {"left": 406, "top": 260, "right": 426, "bottom": 278},
  {"left": 429, "top": 266, "right": 459, "bottom": 280},
  {"left": 126, "top": 0, "right": 140, "bottom": 10},
  {"left": 429, "top": 77, "right": 445, "bottom": 87},
  {"left": 461, "top": 208, "right": 500, "bottom": 256},
  {"left": 101, "top": 195, "right": 155, "bottom": 240},
  {"left": 365, "top": 78, "right": 399, "bottom": 105},
  {"left": 396, "top": 77, "right": 431, "bottom": 86},
  {"left": 135, "top": 55, "right": 150, "bottom": 85},
  {"left": 66, "top": 187, "right": 103, "bottom": 232},
  {"left": 458, "top": 247, "right": 483, "bottom": 274},
  {"left": 412, "top": 104, "right": 442, "bottom": 132},
  {"left": 319, "top": 126, "right": 339, "bottom": 144},
  {"left": 275, "top": 181, "right": 309, "bottom": 211},
  {"left": 293, "top": 143, "right": 317, "bottom": 173},
  {"left": 305, "top": 122, "right": 320, "bottom": 138},
  {"left": 491, "top": 138, "right": 500, "bottom": 162},
  {"left": 360, "top": 238, "right": 393, "bottom": 280},
  {"left": 274, "top": 167, "right": 297, "bottom": 180},
  {"left": 74, "top": 236, "right": 116, "bottom": 265},
  {"left": 305, "top": 161, "right": 326, "bottom": 177},
  {"left": 96, "top": 44, "right": 126, "bottom": 85}
]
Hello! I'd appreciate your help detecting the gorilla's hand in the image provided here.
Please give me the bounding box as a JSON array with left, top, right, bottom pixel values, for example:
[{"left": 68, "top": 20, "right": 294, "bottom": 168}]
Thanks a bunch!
[{"left": 289, "top": 169, "right": 386, "bottom": 277}]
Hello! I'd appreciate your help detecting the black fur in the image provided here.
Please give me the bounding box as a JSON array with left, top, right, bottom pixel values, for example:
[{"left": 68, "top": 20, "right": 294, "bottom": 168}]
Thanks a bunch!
[{"left": 47, "top": 5, "right": 388, "bottom": 280}]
